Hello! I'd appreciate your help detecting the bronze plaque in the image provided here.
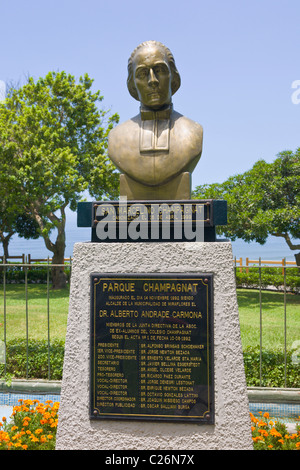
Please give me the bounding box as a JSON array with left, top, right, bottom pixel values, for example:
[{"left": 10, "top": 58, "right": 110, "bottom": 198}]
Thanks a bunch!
[{"left": 90, "top": 273, "right": 214, "bottom": 423}]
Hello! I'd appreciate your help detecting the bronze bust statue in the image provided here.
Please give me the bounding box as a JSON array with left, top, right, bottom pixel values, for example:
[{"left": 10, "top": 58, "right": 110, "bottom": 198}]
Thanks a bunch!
[{"left": 108, "top": 40, "right": 203, "bottom": 200}]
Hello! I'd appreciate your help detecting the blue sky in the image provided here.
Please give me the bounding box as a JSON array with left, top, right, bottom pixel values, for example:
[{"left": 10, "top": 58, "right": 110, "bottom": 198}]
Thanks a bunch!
[{"left": 0, "top": 0, "right": 299, "bottom": 258}]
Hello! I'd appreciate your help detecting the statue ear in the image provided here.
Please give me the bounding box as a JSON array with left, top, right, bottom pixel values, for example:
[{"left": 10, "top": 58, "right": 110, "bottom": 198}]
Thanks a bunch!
[
  {"left": 127, "top": 75, "right": 140, "bottom": 101},
  {"left": 171, "top": 70, "right": 181, "bottom": 96}
]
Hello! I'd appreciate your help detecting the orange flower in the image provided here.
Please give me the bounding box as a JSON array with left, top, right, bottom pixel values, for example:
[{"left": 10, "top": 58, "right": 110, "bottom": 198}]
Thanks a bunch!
[
  {"left": 258, "top": 420, "right": 268, "bottom": 427},
  {"left": 13, "top": 442, "right": 22, "bottom": 448},
  {"left": 263, "top": 412, "right": 270, "bottom": 419},
  {"left": 25, "top": 399, "right": 33, "bottom": 405},
  {"left": 258, "top": 429, "right": 268, "bottom": 437},
  {"left": 250, "top": 413, "right": 258, "bottom": 424},
  {"left": 270, "top": 428, "right": 282, "bottom": 438}
]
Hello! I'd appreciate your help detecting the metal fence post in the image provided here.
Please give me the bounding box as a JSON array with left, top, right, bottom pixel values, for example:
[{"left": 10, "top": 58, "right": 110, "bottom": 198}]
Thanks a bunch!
[
  {"left": 283, "top": 257, "right": 287, "bottom": 388},
  {"left": 25, "top": 255, "right": 29, "bottom": 379},
  {"left": 3, "top": 256, "right": 7, "bottom": 376},
  {"left": 47, "top": 257, "right": 51, "bottom": 380},
  {"left": 259, "top": 257, "right": 262, "bottom": 386}
]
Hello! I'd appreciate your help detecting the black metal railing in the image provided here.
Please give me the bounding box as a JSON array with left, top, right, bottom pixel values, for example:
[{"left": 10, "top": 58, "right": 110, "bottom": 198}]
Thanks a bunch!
[
  {"left": 0, "top": 256, "right": 298, "bottom": 386},
  {"left": 0, "top": 257, "right": 71, "bottom": 380}
]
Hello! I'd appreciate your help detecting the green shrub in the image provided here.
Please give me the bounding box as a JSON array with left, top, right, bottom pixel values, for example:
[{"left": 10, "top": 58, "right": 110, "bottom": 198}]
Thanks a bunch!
[
  {"left": 235, "top": 267, "right": 300, "bottom": 292},
  {"left": 1, "top": 339, "right": 299, "bottom": 388},
  {"left": 0, "top": 339, "right": 64, "bottom": 380},
  {"left": 0, "top": 265, "right": 71, "bottom": 284}
]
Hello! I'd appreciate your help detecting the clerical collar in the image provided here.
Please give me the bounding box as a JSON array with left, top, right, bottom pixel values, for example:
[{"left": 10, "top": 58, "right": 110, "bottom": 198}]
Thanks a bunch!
[
  {"left": 140, "top": 104, "right": 173, "bottom": 121},
  {"left": 139, "top": 104, "right": 171, "bottom": 153}
]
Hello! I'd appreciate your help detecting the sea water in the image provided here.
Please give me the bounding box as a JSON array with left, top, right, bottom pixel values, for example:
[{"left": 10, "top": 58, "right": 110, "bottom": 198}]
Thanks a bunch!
[{"left": 0, "top": 207, "right": 298, "bottom": 262}]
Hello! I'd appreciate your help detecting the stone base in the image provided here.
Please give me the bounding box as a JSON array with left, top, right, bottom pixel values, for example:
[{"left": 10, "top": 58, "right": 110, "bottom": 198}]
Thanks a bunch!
[{"left": 56, "top": 241, "right": 253, "bottom": 450}]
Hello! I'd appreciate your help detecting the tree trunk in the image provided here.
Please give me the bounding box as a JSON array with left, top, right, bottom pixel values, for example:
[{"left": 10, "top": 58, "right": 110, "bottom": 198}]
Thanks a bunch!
[
  {"left": 50, "top": 210, "right": 67, "bottom": 289},
  {"left": 2, "top": 238, "right": 10, "bottom": 260},
  {"left": 0, "top": 231, "right": 14, "bottom": 259},
  {"left": 30, "top": 204, "right": 68, "bottom": 289},
  {"left": 272, "top": 233, "right": 300, "bottom": 270}
]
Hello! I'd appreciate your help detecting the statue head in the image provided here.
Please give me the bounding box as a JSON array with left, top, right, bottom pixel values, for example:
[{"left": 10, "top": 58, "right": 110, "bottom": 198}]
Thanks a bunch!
[{"left": 127, "top": 41, "right": 181, "bottom": 109}]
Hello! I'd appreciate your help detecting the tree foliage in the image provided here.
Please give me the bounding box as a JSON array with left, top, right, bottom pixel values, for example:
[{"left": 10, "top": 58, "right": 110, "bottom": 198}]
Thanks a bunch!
[
  {"left": 0, "top": 71, "right": 119, "bottom": 287},
  {"left": 193, "top": 149, "right": 300, "bottom": 264},
  {"left": 0, "top": 210, "right": 40, "bottom": 259}
]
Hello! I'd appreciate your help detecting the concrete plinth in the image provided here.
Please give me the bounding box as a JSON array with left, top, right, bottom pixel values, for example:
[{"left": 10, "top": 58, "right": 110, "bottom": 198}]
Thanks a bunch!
[{"left": 56, "top": 241, "right": 253, "bottom": 450}]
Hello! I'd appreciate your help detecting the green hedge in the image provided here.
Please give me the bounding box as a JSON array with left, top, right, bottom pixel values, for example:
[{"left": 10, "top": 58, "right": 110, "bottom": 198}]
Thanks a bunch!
[
  {"left": 2, "top": 265, "right": 298, "bottom": 290},
  {"left": 235, "top": 267, "right": 300, "bottom": 292},
  {"left": 1, "top": 339, "right": 299, "bottom": 388},
  {"left": 244, "top": 346, "right": 300, "bottom": 387},
  {"left": 0, "top": 265, "right": 71, "bottom": 284},
  {"left": 0, "top": 339, "right": 64, "bottom": 380}
]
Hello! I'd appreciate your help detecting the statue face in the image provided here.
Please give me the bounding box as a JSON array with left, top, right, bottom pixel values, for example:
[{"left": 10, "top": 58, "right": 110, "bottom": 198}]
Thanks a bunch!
[{"left": 132, "top": 45, "right": 172, "bottom": 110}]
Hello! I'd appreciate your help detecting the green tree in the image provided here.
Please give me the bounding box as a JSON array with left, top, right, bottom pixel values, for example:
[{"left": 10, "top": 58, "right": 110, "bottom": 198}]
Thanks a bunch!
[
  {"left": 0, "top": 71, "right": 119, "bottom": 288},
  {"left": 193, "top": 149, "right": 300, "bottom": 265},
  {"left": 0, "top": 210, "right": 40, "bottom": 260}
]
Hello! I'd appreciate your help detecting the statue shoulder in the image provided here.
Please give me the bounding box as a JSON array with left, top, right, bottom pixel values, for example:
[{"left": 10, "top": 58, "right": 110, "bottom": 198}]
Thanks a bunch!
[
  {"left": 108, "top": 115, "right": 140, "bottom": 170},
  {"left": 172, "top": 111, "right": 203, "bottom": 136},
  {"left": 171, "top": 111, "right": 203, "bottom": 155},
  {"left": 109, "top": 115, "right": 139, "bottom": 143}
]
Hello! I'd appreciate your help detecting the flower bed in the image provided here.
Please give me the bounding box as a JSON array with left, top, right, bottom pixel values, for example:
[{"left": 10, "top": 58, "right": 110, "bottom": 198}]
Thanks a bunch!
[
  {"left": 0, "top": 399, "right": 58, "bottom": 450},
  {"left": 250, "top": 411, "right": 300, "bottom": 450},
  {"left": 1, "top": 401, "right": 300, "bottom": 450}
]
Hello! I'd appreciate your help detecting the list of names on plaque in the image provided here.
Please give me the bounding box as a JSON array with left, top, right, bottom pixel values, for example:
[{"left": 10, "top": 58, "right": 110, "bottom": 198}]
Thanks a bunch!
[{"left": 90, "top": 274, "right": 214, "bottom": 423}]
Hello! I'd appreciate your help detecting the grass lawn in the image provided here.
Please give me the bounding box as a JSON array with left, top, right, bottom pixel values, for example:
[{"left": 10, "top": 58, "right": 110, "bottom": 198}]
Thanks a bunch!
[
  {"left": 238, "top": 288, "right": 300, "bottom": 351},
  {"left": 0, "top": 285, "right": 299, "bottom": 352},
  {"left": 0, "top": 284, "right": 69, "bottom": 342}
]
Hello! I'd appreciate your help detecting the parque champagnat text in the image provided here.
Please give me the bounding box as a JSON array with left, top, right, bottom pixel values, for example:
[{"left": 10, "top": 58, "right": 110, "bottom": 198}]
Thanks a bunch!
[{"left": 90, "top": 273, "right": 214, "bottom": 423}]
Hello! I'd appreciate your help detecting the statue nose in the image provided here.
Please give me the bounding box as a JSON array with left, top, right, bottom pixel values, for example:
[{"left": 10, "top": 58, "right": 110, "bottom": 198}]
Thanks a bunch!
[{"left": 148, "top": 68, "right": 159, "bottom": 86}]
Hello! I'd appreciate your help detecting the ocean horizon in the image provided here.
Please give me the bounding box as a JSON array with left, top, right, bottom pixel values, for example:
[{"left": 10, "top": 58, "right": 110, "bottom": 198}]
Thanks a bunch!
[{"left": 1, "top": 207, "right": 298, "bottom": 263}]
